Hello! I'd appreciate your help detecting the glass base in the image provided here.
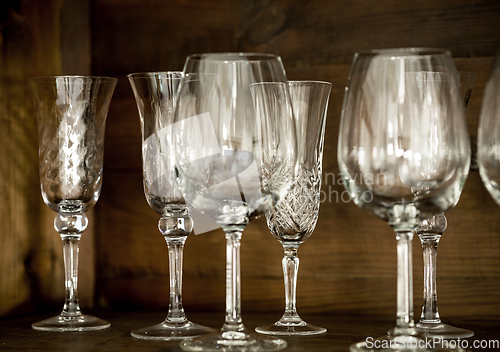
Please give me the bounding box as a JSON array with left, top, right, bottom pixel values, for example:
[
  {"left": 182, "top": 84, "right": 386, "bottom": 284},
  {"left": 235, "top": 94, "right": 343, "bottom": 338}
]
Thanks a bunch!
[
  {"left": 255, "top": 319, "right": 326, "bottom": 336},
  {"left": 131, "top": 320, "right": 216, "bottom": 340},
  {"left": 350, "top": 334, "right": 466, "bottom": 352},
  {"left": 416, "top": 322, "right": 474, "bottom": 339},
  {"left": 32, "top": 314, "right": 110, "bottom": 332},
  {"left": 180, "top": 330, "right": 287, "bottom": 351}
]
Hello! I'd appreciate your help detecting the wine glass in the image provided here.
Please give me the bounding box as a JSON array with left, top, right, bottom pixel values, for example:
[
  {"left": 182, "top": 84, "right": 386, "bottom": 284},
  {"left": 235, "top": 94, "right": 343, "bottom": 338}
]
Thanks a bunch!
[
  {"left": 27, "top": 75, "right": 117, "bottom": 331},
  {"left": 414, "top": 71, "right": 477, "bottom": 339},
  {"left": 255, "top": 80, "right": 331, "bottom": 336},
  {"left": 478, "top": 53, "right": 500, "bottom": 206},
  {"left": 172, "top": 53, "right": 297, "bottom": 351},
  {"left": 127, "top": 71, "right": 216, "bottom": 340},
  {"left": 338, "top": 49, "right": 471, "bottom": 351}
]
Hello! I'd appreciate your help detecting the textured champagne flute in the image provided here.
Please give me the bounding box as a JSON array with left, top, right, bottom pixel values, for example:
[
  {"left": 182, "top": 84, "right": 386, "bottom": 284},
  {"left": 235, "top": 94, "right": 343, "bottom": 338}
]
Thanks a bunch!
[
  {"left": 28, "top": 75, "right": 116, "bottom": 331},
  {"left": 255, "top": 80, "right": 331, "bottom": 336}
]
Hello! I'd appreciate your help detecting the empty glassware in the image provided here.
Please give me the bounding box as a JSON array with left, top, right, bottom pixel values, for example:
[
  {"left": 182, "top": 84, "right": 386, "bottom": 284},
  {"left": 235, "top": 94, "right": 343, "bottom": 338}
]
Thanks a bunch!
[{"left": 28, "top": 75, "right": 117, "bottom": 331}]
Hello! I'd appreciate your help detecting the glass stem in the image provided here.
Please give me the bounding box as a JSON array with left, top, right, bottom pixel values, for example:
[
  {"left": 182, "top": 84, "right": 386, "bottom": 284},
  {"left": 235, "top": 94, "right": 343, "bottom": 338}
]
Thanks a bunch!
[
  {"left": 165, "top": 237, "right": 188, "bottom": 323},
  {"left": 280, "top": 245, "right": 301, "bottom": 323},
  {"left": 60, "top": 234, "right": 83, "bottom": 317},
  {"left": 221, "top": 229, "right": 246, "bottom": 334},
  {"left": 54, "top": 212, "right": 88, "bottom": 317},
  {"left": 158, "top": 214, "right": 193, "bottom": 324},
  {"left": 419, "top": 235, "right": 441, "bottom": 323},
  {"left": 394, "top": 231, "right": 416, "bottom": 335}
]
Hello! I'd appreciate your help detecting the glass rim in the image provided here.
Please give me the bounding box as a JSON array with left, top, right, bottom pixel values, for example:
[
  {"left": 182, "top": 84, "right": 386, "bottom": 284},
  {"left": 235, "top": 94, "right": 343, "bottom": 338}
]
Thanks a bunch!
[
  {"left": 27, "top": 75, "right": 118, "bottom": 83},
  {"left": 127, "top": 71, "right": 183, "bottom": 79},
  {"left": 355, "top": 47, "right": 451, "bottom": 58},
  {"left": 250, "top": 80, "right": 332, "bottom": 88},
  {"left": 186, "top": 52, "right": 282, "bottom": 63},
  {"left": 288, "top": 80, "right": 332, "bottom": 86}
]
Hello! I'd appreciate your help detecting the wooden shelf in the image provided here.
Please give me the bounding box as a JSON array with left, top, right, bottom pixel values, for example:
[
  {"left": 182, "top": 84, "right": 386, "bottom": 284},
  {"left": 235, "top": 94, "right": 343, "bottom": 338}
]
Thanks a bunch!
[{"left": 1, "top": 311, "right": 498, "bottom": 351}]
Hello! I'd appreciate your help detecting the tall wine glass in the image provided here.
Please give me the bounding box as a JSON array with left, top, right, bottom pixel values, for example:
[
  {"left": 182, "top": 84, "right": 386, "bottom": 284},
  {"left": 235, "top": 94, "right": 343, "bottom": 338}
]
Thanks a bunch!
[
  {"left": 478, "top": 53, "right": 500, "bottom": 206},
  {"left": 255, "top": 80, "right": 331, "bottom": 336},
  {"left": 28, "top": 75, "right": 117, "bottom": 331},
  {"left": 338, "top": 49, "right": 471, "bottom": 351},
  {"left": 128, "top": 71, "right": 216, "bottom": 340},
  {"left": 173, "top": 53, "right": 297, "bottom": 351},
  {"left": 414, "top": 71, "right": 477, "bottom": 339}
]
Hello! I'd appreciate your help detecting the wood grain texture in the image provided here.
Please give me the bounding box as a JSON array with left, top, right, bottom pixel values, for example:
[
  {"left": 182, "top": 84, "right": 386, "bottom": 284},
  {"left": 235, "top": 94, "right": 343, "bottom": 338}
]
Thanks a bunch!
[
  {"left": 0, "top": 0, "right": 95, "bottom": 317},
  {"left": 91, "top": 0, "right": 500, "bottom": 74},
  {"left": 91, "top": 0, "right": 500, "bottom": 317},
  {"left": 0, "top": 0, "right": 63, "bottom": 317},
  {"left": 238, "top": 0, "right": 500, "bottom": 66},
  {"left": 3, "top": 312, "right": 500, "bottom": 351}
]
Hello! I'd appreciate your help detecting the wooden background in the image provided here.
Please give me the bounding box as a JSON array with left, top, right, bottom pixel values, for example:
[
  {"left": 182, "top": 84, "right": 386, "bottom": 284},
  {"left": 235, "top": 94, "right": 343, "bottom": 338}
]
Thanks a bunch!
[{"left": 1, "top": 0, "right": 500, "bottom": 321}]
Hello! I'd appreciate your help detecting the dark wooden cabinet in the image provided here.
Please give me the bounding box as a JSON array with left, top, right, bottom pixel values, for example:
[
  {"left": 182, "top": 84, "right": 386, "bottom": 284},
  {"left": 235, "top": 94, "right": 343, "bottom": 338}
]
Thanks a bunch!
[{"left": 1, "top": 0, "right": 500, "bottom": 322}]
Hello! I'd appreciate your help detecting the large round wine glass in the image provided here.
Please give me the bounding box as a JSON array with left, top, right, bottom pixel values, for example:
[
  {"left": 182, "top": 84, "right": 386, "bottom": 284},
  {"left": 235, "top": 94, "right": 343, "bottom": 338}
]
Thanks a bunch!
[
  {"left": 478, "top": 53, "right": 500, "bottom": 207},
  {"left": 414, "top": 71, "right": 476, "bottom": 339},
  {"left": 338, "top": 49, "right": 471, "bottom": 351},
  {"left": 128, "top": 71, "right": 216, "bottom": 340},
  {"left": 28, "top": 75, "right": 117, "bottom": 331},
  {"left": 255, "top": 80, "right": 331, "bottom": 336},
  {"left": 173, "top": 53, "right": 297, "bottom": 351}
]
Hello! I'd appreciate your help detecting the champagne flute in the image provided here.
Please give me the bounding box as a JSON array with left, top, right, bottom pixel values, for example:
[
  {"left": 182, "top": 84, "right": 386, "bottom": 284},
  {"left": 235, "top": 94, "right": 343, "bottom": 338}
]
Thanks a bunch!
[
  {"left": 173, "top": 53, "right": 297, "bottom": 351},
  {"left": 255, "top": 80, "right": 331, "bottom": 336},
  {"left": 128, "top": 71, "right": 216, "bottom": 340},
  {"left": 28, "top": 75, "right": 117, "bottom": 331},
  {"left": 338, "top": 49, "right": 470, "bottom": 351},
  {"left": 414, "top": 71, "right": 477, "bottom": 339}
]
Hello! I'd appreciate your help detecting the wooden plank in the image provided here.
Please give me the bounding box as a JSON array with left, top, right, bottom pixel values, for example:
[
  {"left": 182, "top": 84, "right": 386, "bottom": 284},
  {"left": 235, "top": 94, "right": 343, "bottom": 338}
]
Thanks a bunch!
[
  {"left": 91, "top": 0, "right": 239, "bottom": 76},
  {"left": 238, "top": 0, "right": 500, "bottom": 65},
  {"left": 0, "top": 0, "right": 62, "bottom": 317},
  {"left": 60, "top": 0, "right": 91, "bottom": 75},
  {"left": 91, "top": 0, "right": 500, "bottom": 76}
]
